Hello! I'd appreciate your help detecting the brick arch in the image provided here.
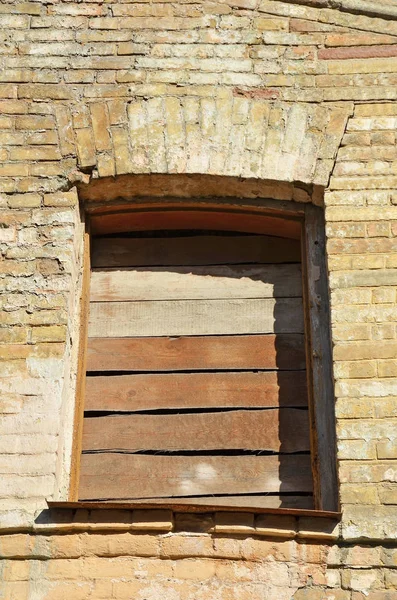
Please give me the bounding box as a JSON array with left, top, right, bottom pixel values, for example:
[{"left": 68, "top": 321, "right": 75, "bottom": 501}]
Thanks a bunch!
[{"left": 68, "top": 97, "right": 352, "bottom": 189}]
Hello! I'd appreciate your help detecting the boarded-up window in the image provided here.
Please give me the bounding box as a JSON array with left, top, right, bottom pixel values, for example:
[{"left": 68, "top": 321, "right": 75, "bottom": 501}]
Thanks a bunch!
[{"left": 73, "top": 205, "right": 338, "bottom": 513}]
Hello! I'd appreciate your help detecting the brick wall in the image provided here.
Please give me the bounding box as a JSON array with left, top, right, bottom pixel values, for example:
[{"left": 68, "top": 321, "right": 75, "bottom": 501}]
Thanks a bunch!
[{"left": 1, "top": 0, "right": 397, "bottom": 598}]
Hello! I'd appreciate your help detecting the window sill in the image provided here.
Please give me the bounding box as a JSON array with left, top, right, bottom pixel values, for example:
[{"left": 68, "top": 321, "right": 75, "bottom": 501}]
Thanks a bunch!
[{"left": 46, "top": 502, "right": 341, "bottom": 540}]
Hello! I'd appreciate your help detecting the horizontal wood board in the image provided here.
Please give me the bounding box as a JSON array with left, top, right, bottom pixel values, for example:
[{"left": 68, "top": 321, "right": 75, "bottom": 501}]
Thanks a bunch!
[
  {"left": 88, "top": 298, "right": 304, "bottom": 338},
  {"left": 90, "top": 211, "right": 302, "bottom": 239},
  {"left": 86, "top": 334, "right": 307, "bottom": 372},
  {"left": 82, "top": 408, "right": 310, "bottom": 453},
  {"left": 92, "top": 235, "right": 301, "bottom": 267},
  {"left": 90, "top": 264, "right": 302, "bottom": 302},
  {"left": 85, "top": 495, "right": 314, "bottom": 509},
  {"left": 79, "top": 454, "right": 313, "bottom": 500},
  {"left": 85, "top": 371, "right": 308, "bottom": 411}
]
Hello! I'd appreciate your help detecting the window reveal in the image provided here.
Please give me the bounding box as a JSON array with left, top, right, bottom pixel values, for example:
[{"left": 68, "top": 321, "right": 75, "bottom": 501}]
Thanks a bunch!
[{"left": 71, "top": 204, "right": 338, "bottom": 513}]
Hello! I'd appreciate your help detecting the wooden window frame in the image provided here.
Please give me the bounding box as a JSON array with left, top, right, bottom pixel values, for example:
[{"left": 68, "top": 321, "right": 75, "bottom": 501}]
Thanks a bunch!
[{"left": 66, "top": 198, "right": 339, "bottom": 516}]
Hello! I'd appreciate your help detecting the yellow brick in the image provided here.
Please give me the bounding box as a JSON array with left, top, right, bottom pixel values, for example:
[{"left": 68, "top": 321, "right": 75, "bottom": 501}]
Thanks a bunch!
[
  {"left": 2, "top": 560, "right": 31, "bottom": 581},
  {"left": 131, "top": 509, "right": 173, "bottom": 531},
  {"left": 161, "top": 535, "right": 213, "bottom": 559},
  {"left": 30, "top": 325, "right": 67, "bottom": 343},
  {"left": 351, "top": 255, "right": 385, "bottom": 270},
  {"left": 75, "top": 127, "right": 96, "bottom": 168},
  {"left": 0, "top": 328, "right": 28, "bottom": 344},
  {"left": 372, "top": 288, "right": 396, "bottom": 304},
  {"left": 335, "top": 360, "right": 378, "bottom": 379},
  {"left": 90, "top": 102, "right": 112, "bottom": 152},
  {"left": 46, "top": 558, "right": 81, "bottom": 579},
  {"left": 43, "top": 190, "right": 77, "bottom": 207},
  {"left": 174, "top": 558, "right": 216, "bottom": 580},
  {"left": 329, "top": 58, "right": 397, "bottom": 74},
  {"left": 340, "top": 484, "right": 379, "bottom": 505},
  {"left": 253, "top": 17, "right": 288, "bottom": 31},
  {"left": 97, "top": 153, "right": 115, "bottom": 177},
  {"left": 111, "top": 126, "right": 133, "bottom": 174},
  {"left": 39, "top": 582, "right": 92, "bottom": 600},
  {"left": 7, "top": 193, "right": 41, "bottom": 208}
]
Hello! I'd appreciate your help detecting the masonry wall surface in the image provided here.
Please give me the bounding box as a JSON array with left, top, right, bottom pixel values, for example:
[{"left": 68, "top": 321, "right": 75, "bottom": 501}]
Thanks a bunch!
[{"left": 1, "top": 0, "right": 397, "bottom": 598}]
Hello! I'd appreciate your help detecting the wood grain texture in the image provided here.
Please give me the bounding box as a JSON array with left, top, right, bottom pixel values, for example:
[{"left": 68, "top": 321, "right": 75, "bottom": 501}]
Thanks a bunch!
[
  {"left": 82, "top": 408, "right": 310, "bottom": 453},
  {"left": 69, "top": 227, "right": 91, "bottom": 501},
  {"left": 89, "top": 210, "right": 302, "bottom": 239},
  {"left": 304, "top": 204, "right": 338, "bottom": 512},
  {"left": 90, "top": 264, "right": 302, "bottom": 302},
  {"left": 95, "top": 495, "right": 314, "bottom": 509},
  {"left": 79, "top": 453, "right": 313, "bottom": 500},
  {"left": 85, "top": 371, "right": 308, "bottom": 411},
  {"left": 88, "top": 298, "right": 304, "bottom": 337},
  {"left": 91, "top": 235, "right": 301, "bottom": 268},
  {"left": 86, "top": 334, "right": 307, "bottom": 372}
]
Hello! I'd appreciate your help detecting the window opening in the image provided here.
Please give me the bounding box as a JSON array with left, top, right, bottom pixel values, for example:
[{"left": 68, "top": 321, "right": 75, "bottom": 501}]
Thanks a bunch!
[{"left": 79, "top": 227, "right": 314, "bottom": 510}]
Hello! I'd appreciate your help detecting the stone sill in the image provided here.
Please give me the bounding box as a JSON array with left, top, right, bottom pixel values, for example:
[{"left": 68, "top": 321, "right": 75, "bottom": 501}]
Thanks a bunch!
[{"left": 44, "top": 502, "right": 341, "bottom": 541}]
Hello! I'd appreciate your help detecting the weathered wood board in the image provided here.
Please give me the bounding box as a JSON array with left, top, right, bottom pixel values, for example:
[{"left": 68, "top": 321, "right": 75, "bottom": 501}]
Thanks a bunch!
[
  {"left": 82, "top": 408, "right": 310, "bottom": 453},
  {"left": 92, "top": 235, "right": 301, "bottom": 268},
  {"left": 90, "top": 211, "right": 302, "bottom": 239},
  {"left": 86, "top": 334, "right": 307, "bottom": 372},
  {"left": 100, "top": 495, "right": 315, "bottom": 509},
  {"left": 88, "top": 298, "right": 304, "bottom": 337},
  {"left": 90, "top": 264, "right": 302, "bottom": 302},
  {"left": 91, "top": 264, "right": 302, "bottom": 302},
  {"left": 85, "top": 371, "right": 308, "bottom": 411},
  {"left": 79, "top": 454, "right": 313, "bottom": 499}
]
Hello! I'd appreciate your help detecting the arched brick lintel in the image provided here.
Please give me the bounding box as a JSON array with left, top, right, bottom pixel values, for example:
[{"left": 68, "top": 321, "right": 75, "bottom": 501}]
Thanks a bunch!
[{"left": 62, "top": 98, "right": 353, "bottom": 194}]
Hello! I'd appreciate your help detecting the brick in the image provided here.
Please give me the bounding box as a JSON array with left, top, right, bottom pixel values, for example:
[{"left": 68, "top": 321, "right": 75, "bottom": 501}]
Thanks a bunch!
[
  {"left": 43, "top": 190, "right": 77, "bottom": 207},
  {"left": 329, "top": 57, "right": 397, "bottom": 74},
  {"left": 377, "top": 439, "right": 397, "bottom": 459},
  {"left": 213, "top": 512, "right": 255, "bottom": 534},
  {"left": 30, "top": 325, "right": 67, "bottom": 343},
  {"left": 0, "top": 15, "right": 29, "bottom": 28},
  {"left": 342, "top": 569, "right": 384, "bottom": 592},
  {"left": 9, "top": 147, "right": 61, "bottom": 161},
  {"left": 340, "top": 483, "right": 379, "bottom": 504},
  {"left": 7, "top": 194, "right": 41, "bottom": 208},
  {"left": 297, "top": 518, "right": 340, "bottom": 541},
  {"left": 161, "top": 535, "right": 214, "bottom": 559},
  {"left": 90, "top": 103, "right": 112, "bottom": 152},
  {"left": 15, "top": 115, "right": 54, "bottom": 129},
  {"left": 131, "top": 510, "right": 173, "bottom": 531},
  {"left": 255, "top": 515, "right": 297, "bottom": 538},
  {"left": 320, "top": 46, "right": 397, "bottom": 60},
  {"left": 174, "top": 558, "right": 216, "bottom": 580},
  {"left": 75, "top": 127, "right": 96, "bottom": 168},
  {"left": 338, "top": 438, "right": 377, "bottom": 459}
]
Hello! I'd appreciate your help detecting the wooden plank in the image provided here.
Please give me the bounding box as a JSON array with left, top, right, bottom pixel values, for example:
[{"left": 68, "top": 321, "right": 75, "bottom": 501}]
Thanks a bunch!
[
  {"left": 89, "top": 210, "right": 302, "bottom": 239},
  {"left": 84, "top": 371, "right": 308, "bottom": 412},
  {"left": 90, "top": 264, "right": 302, "bottom": 302},
  {"left": 69, "top": 225, "right": 91, "bottom": 502},
  {"left": 79, "top": 454, "right": 313, "bottom": 500},
  {"left": 98, "top": 495, "right": 314, "bottom": 509},
  {"left": 87, "top": 334, "right": 307, "bottom": 372},
  {"left": 91, "top": 235, "right": 302, "bottom": 268},
  {"left": 101, "top": 495, "right": 313, "bottom": 509},
  {"left": 88, "top": 298, "right": 304, "bottom": 337},
  {"left": 303, "top": 204, "right": 338, "bottom": 512},
  {"left": 82, "top": 408, "right": 310, "bottom": 453}
]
